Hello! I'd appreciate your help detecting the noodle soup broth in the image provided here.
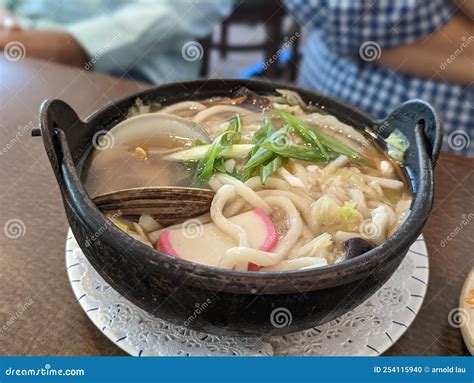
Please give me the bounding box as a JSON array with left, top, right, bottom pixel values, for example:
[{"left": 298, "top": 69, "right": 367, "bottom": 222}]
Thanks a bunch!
[{"left": 83, "top": 89, "right": 411, "bottom": 272}]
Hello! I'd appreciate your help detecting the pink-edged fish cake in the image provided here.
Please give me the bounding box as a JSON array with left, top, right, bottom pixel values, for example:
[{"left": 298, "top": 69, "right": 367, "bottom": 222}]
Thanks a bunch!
[{"left": 156, "top": 208, "right": 278, "bottom": 270}]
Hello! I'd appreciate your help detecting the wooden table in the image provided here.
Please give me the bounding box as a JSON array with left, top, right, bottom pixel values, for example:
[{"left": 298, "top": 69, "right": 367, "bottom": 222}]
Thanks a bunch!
[{"left": 0, "top": 58, "right": 472, "bottom": 356}]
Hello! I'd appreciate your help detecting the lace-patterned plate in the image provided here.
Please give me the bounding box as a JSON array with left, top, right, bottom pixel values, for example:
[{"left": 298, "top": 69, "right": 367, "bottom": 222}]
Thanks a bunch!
[{"left": 66, "top": 229, "right": 429, "bottom": 356}]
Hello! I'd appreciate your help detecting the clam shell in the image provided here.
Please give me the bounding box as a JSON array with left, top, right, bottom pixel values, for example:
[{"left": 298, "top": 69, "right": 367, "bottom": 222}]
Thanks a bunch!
[{"left": 93, "top": 186, "right": 214, "bottom": 223}]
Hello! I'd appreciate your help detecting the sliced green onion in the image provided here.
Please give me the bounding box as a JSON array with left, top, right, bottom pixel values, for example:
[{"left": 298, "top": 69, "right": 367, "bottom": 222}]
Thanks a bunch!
[
  {"left": 272, "top": 109, "right": 328, "bottom": 159},
  {"left": 243, "top": 126, "right": 289, "bottom": 179},
  {"left": 244, "top": 148, "right": 275, "bottom": 173},
  {"left": 213, "top": 157, "right": 227, "bottom": 173},
  {"left": 244, "top": 119, "right": 277, "bottom": 176},
  {"left": 227, "top": 114, "right": 243, "bottom": 144},
  {"left": 318, "top": 134, "right": 374, "bottom": 167},
  {"left": 193, "top": 114, "right": 244, "bottom": 185},
  {"left": 260, "top": 156, "right": 284, "bottom": 184},
  {"left": 165, "top": 144, "right": 254, "bottom": 161},
  {"left": 195, "top": 134, "right": 226, "bottom": 184},
  {"left": 252, "top": 118, "right": 275, "bottom": 146},
  {"left": 261, "top": 141, "right": 337, "bottom": 162},
  {"left": 194, "top": 139, "right": 207, "bottom": 146},
  {"left": 272, "top": 109, "right": 375, "bottom": 167}
]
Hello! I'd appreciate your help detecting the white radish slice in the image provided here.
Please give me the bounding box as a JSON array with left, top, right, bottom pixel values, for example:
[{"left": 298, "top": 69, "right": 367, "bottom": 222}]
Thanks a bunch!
[
  {"left": 156, "top": 208, "right": 278, "bottom": 269},
  {"left": 106, "top": 114, "right": 211, "bottom": 147}
]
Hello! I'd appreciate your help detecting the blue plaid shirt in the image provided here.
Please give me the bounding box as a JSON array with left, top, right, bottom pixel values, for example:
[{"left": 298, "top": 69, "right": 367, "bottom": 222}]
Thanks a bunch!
[{"left": 285, "top": 0, "right": 473, "bottom": 157}]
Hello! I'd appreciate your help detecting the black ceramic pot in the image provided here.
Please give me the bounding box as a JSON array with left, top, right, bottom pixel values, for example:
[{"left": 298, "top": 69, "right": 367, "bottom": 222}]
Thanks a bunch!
[{"left": 37, "top": 79, "right": 441, "bottom": 337}]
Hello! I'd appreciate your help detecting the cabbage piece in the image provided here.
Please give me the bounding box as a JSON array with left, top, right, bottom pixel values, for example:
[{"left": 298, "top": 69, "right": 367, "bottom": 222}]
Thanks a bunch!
[
  {"left": 128, "top": 232, "right": 153, "bottom": 247},
  {"left": 386, "top": 129, "right": 409, "bottom": 162},
  {"left": 271, "top": 103, "right": 305, "bottom": 115},
  {"left": 276, "top": 89, "right": 307, "bottom": 107},
  {"left": 133, "top": 222, "right": 150, "bottom": 241},
  {"left": 127, "top": 98, "right": 152, "bottom": 117},
  {"left": 340, "top": 202, "right": 361, "bottom": 220},
  {"left": 311, "top": 196, "right": 363, "bottom": 233},
  {"left": 320, "top": 167, "right": 366, "bottom": 189},
  {"left": 307, "top": 233, "right": 333, "bottom": 257},
  {"left": 107, "top": 215, "right": 132, "bottom": 233},
  {"left": 319, "top": 167, "right": 367, "bottom": 202},
  {"left": 139, "top": 214, "right": 162, "bottom": 232},
  {"left": 294, "top": 233, "right": 333, "bottom": 259}
]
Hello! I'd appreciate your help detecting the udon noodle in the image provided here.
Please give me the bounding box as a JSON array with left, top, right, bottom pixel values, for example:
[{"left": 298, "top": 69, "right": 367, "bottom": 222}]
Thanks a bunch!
[{"left": 82, "top": 89, "right": 412, "bottom": 272}]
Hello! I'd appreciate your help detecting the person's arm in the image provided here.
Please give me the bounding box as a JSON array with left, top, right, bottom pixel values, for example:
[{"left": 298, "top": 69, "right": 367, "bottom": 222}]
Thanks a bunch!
[
  {"left": 0, "top": 0, "right": 232, "bottom": 70},
  {"left": 376, "top": 14, "right": 473, "bottom": 85},
  {"left": 65, "top": 0, "right": 232, "bottom": 72},
  {"left": 0, "top": 29, "right": 89, "bottom": 66},
  {"left": 0, "top": 7, "right": 21, "bottom": 31}
]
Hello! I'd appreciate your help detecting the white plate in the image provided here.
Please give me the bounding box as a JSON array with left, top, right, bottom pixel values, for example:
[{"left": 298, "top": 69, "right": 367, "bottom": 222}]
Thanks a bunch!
[
  {"left": 66, "top": 230, "right": 429, "bottom": 356},
  {"left": 460, "top": 269, "right": 474, "bottom": 355}
]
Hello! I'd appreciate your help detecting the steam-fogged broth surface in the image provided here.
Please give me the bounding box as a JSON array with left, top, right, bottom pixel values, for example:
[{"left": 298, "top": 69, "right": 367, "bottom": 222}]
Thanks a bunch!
[{"left": 83, "top": 89, "right": 412, "bottom": 272}]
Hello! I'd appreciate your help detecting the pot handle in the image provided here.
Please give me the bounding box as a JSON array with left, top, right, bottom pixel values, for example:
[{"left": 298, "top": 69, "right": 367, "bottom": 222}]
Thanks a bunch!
[
  {"left": 36, "top": 99, "right": 86, "bottom": 182},
  {"left": 376, "top": 99, "right": 443, "bottom": 166}
]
